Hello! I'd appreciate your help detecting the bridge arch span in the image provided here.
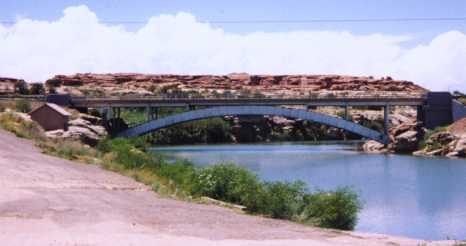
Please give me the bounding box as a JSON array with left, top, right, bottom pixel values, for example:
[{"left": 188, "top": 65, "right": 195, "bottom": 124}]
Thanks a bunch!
[{"left": 117, "top": 106, "right": 387, "bottom": 144}]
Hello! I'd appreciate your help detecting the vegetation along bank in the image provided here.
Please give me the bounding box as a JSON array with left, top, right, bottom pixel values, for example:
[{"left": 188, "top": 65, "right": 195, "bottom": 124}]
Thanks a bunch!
[{"left": 0, "top": 108, "right": 362, "bottom": 231}]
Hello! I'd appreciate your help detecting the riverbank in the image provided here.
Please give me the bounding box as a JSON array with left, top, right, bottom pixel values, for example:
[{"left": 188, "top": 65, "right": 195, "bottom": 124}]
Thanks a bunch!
[
  {"left": 154, "top": 143, "right": 466, "bottom": 240},
  {"left": 0, "top": 110, "right": 364, "bottom": 231},
  {"left": 0, "top": 111, "right": 462, "bottom": 245},
  {"left": 1, "top": 128, "right": 460, "bottom": 246}
]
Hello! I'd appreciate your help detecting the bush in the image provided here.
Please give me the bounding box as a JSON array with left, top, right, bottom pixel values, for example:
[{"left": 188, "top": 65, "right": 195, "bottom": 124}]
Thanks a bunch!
[
  {"left": 418, "top": 126, "right": 447, "bottom": 149},
  {"left": 299, "top": 188, "right": 362, "bottom": 230},
  {"left": 256, "top": 181, "right": 307, "bottom": 219},
  {"left": 29, "top": 83, "right": 45, "bottom": 95},
  {"left": 14, "top": 80, "right": 29, "bottom": 95},
  {"left": 43, "top": 136, "right": 363, "bottom": 231},
  {"left": 157, "top": 159, "right": 196, "bottom": 191},
  {"left": 97, "top": 138, "right": 154, "bottom": 169},
  {"left": 191, "top": 163, "right": 262, "bottom": 207},
  {"left": 15, "top": 99, "right": 31, "bottom": 113}
]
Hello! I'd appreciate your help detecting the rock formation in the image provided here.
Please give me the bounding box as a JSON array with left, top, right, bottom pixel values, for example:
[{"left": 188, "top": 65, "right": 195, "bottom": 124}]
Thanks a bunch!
[
  {"left": 362, "top": 108, "right": 425, "bottom": 154},
  {"left": 45, "top": 113, "right": 107, "bottom": 146},
  {"left": 47, "top": 73, "right": 427, "bottom": 97},
  {"left": 414, "top": 118, "right": 466, "bottom": 158}
]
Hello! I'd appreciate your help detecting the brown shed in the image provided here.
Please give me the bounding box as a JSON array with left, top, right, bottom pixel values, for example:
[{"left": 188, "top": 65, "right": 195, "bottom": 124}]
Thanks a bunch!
[{"left": 29, "top": 103, "right": 71, "bottom": 131}]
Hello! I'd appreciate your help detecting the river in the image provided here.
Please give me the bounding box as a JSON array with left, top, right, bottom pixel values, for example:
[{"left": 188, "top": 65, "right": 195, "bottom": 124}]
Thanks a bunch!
[{"left": 151, "top": 143, "right": 466, "bottom": 240}]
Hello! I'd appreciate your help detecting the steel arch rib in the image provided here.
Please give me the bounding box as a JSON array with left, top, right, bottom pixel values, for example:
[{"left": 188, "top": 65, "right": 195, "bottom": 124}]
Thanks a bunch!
[{"left": 117, "top": 106, "right": 386, "bottom": 143}]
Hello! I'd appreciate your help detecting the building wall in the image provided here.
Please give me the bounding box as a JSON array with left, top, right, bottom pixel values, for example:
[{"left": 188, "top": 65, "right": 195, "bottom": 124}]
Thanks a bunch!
[
  {"left": 452, "top": 100, "right": 466, "bottom": 121},
  {"left": 30, "top": 106, "right": 68, "bottom": 131}
]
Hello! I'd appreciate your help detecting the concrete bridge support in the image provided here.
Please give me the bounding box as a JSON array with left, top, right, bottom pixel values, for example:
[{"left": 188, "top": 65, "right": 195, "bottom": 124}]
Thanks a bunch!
[
  {"left": 384, "top": 104, "right": 390, "bottom": 137},
  {"left": 418, "top": 92, "right": 456, "bottom": 129}
]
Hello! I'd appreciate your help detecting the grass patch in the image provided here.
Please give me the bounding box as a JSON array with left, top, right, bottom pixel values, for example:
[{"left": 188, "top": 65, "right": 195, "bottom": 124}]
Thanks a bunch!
[{"left": 0, "top": 112, "right": 45, "bottom": 140}]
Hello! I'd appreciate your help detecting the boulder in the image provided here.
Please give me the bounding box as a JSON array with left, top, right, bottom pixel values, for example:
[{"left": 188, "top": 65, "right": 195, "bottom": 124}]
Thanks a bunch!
[
  {"left": 46, "top": 113, "right": 107, "bottom": 146},
  {"left": 46, "top": 126, "right": 100, "bottom": 146},
  {"left": 362, "top": 140, "right": 386, "bottom": 153},
  {"left": 427, "top": 132, "right": 455, "bottom": 146},
  {"left": 79, "top": 113, "right": 102, "bottom": 125},
  {"left": 392, "top": 130, "right": 420, "bottom": 153}
]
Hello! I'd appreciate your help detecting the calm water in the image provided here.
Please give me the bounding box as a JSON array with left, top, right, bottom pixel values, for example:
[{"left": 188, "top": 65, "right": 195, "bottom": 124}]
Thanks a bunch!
[{"left": 152, "top": 143, "right": 466, "bottom": 240}]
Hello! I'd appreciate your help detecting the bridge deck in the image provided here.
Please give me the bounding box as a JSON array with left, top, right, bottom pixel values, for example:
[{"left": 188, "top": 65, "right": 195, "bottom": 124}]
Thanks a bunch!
[{"left": 72, "top": 96, "right": 425, "bottom": 108}]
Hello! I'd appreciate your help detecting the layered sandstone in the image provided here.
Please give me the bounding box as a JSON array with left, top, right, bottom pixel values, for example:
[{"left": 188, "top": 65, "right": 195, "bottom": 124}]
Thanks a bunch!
[{"left": 47, "top": 73, "right": 427, "bottom": 97}]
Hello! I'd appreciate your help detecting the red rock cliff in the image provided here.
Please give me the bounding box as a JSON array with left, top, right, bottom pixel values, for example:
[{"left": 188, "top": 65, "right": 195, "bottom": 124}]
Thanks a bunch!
[{"left": 48, "top": 73, "right": 427, "bottom": 97}]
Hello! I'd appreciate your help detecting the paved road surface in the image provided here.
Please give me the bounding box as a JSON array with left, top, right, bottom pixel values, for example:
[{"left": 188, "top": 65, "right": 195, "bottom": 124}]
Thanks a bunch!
[{"left": 0, "top": 129, "right": 450, "bottom": 246}]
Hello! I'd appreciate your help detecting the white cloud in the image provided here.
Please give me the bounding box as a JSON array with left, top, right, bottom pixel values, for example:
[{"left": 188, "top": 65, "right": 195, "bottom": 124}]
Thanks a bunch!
[{"left": 0, "top": 5, "right": 465, "bottom": 91}]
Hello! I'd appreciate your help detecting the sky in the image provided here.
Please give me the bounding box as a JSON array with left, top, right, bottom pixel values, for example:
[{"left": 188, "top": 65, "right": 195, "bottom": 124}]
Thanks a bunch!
[{"left": 0, "top": 0, "right": 465, "bottom": 91}]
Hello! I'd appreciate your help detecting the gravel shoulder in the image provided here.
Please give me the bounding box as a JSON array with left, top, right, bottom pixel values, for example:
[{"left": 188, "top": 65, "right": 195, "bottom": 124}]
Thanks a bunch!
[{"left": 0, "top": 129, "right": 453, "bottom": 246}]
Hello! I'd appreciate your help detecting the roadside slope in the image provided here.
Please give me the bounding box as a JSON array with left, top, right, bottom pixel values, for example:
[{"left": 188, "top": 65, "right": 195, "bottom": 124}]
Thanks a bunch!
[{"left": 0, "top": 129, "right": 448, "bottom": 246}]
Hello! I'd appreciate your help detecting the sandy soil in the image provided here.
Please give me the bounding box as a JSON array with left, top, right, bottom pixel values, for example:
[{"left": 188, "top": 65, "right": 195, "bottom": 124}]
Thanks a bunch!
[
  {"left": 449, "top": 117, "right": 466, "bottom": 136},
  {"left": 0, "top": 129, "right": 455, "bottom": 246}
]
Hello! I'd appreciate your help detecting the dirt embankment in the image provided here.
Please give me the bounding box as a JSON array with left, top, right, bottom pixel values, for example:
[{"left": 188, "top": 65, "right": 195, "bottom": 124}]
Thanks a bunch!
[{"left": 0, "top": 129, "right": 452, "bottom": 246}]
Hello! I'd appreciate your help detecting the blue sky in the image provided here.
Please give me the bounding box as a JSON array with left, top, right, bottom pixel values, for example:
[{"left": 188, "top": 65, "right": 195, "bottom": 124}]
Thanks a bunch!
[
  {"left": 0, "top": 1, "right": 465, "bottom": 91},
  {"left": 2, "top": 0, "right": 466, "bottom": 39}
]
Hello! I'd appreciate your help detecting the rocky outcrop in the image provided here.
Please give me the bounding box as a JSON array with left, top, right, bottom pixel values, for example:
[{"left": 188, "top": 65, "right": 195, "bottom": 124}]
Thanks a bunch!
[
  {"left": 414, "top": 118, "right": 466, "bottom": 158},
  {"left": 362, "top": 106, "right": 425, "bottom": 154},
  {"left": 45, "top": 113, "right": 107, "bottom": 146},
  {"left": 47, "top": 73, "right": 427, "bottom": 98},
  {"left": 362, "top": 140, "right": 386, "bottom": 153},
  {"left": 362, "top": 122, "right": 425, "bottom": 154}
]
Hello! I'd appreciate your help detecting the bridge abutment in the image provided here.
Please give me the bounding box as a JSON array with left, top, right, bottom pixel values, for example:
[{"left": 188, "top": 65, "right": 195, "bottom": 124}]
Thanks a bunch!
[{"left": 421, "top": 92, "right": 454, "bottom": 129}]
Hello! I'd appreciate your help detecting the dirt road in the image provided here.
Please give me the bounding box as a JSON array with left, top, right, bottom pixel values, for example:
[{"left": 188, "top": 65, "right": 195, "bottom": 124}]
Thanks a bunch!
[{"left": 0, "top": 129, "right": 451, "bottom": 245}]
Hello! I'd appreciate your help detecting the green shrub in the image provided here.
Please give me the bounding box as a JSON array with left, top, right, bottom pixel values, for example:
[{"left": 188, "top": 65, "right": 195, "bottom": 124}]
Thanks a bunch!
[
  {"left": 299, "top": 188, "right": 362, "bottom": 230},
  {"left": 98, "top": 138, "right": 154, "bottom": 169},
  {"left": 30, "top": 135, "right": 364, "bottom": 231},
  {"left": 418, "top": 126, "right": 448, "bottom": 149},
  {"left": 157, "top": 159, "right": 196, "bottom": 191},
  {"left": 256, "top": 181, "right": 307, "bottom": 219},
  {"left": 15, "top": 99, "right": 31, "bottom": 113},
  {"left": 191, "top": 163, "right": 262, "bottom": 207},
  {"left": 29, "top": 83, "right": 45, "bottom": 95}
]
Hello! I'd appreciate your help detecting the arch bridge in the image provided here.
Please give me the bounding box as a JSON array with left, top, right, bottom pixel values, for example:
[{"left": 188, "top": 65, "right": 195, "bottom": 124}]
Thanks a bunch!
[{"left": 67, "top": 95, "right": 444, "bottom": 145}]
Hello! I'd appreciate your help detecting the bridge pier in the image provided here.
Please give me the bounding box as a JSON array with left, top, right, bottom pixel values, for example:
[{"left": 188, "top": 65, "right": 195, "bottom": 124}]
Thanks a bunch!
[
  {"left": 383, "top": 104, "right": 390, "bottom": 140},
  {"left": 112, "top": 107, "right": 121, "bottom": 119},
  {"left": 146, "top": 106, "right": 158, "bottom": 120},
  {"left": 344, "top": 105, "right": 349, "bottom": 120},
  {"left": 187, "top": 105, "right": 196, "bottom": 111}
]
